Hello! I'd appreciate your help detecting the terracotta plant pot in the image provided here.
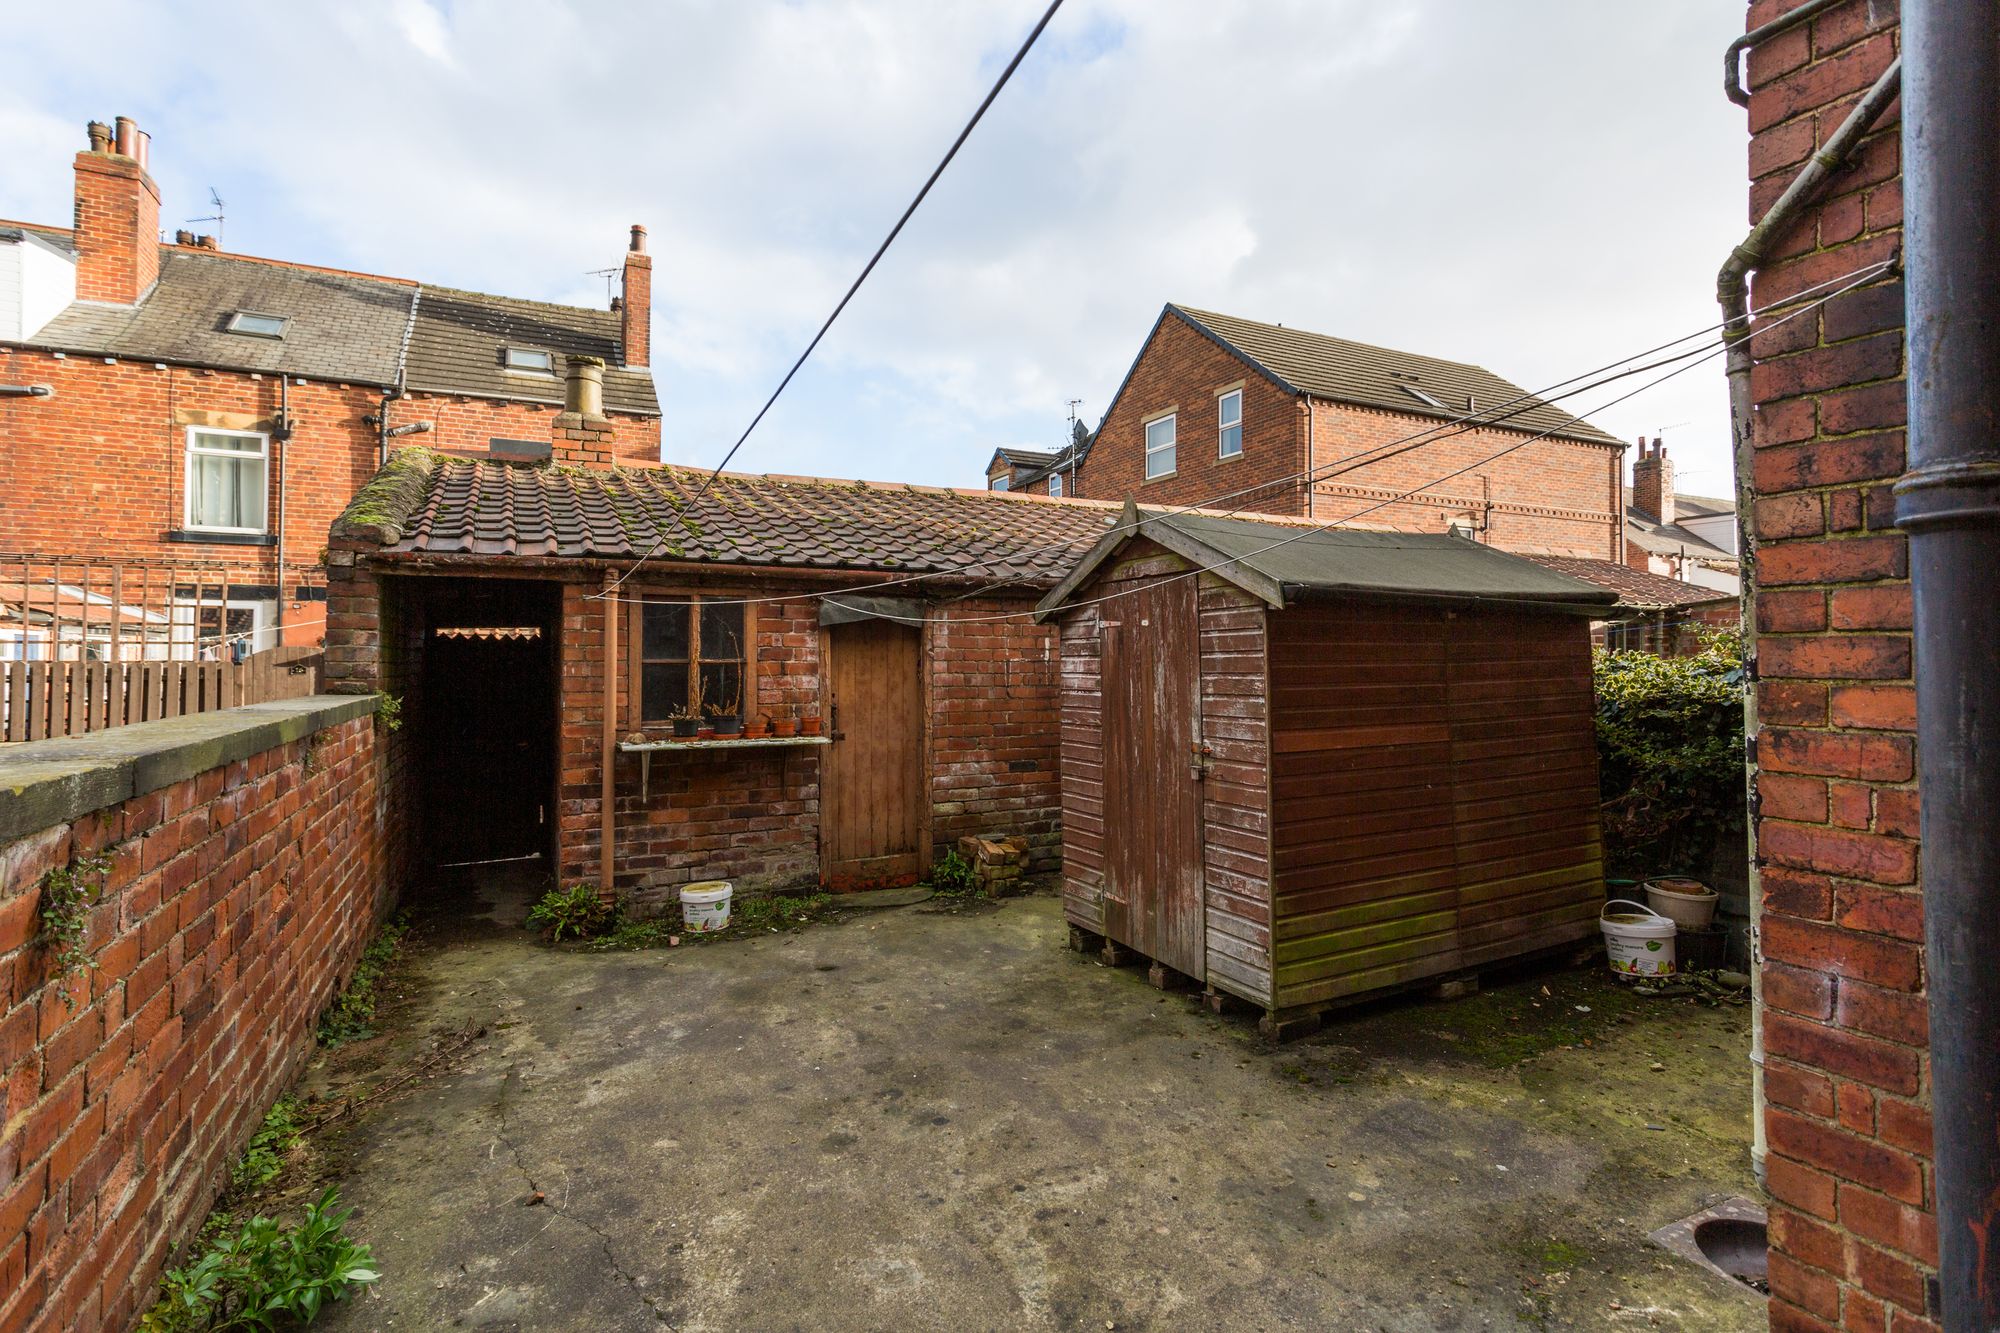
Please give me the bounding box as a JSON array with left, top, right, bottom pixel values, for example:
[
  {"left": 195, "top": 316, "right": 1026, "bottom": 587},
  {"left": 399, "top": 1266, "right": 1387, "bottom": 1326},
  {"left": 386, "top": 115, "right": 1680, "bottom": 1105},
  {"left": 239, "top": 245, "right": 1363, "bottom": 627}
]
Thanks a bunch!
[
  {"left": 800, "top": 716, "right": 823, "bottom": 737},
  {"left": 743, "top": 719, "right": 770, "bottom": 739},
  {"left": 771, "top": 717, "right": 799, "bottom": 738},
  {"left": 697, "top": 726, "right": 715, "bottom": 741}
]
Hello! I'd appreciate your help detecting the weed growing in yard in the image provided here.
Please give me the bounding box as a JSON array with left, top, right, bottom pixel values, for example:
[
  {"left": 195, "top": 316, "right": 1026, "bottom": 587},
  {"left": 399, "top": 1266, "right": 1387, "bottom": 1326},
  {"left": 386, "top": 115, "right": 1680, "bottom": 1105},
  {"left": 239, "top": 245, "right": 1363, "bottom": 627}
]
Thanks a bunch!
[
  {"left": 316, "top": 918, "right": 407, "bottom": 1047},
  {"left": 139, "top": 1188, "right": 379, "bottom": 1331},
  {"left": 926, "top": 849, "right": 978, "bottom": 896},
  {"left": 230, "top": 1100, "right": 304, "bottom": 1194},
  {"left": 527, "top": 883, "right": 614, "bottom": 942},
  {"left": 373, "top": 693, "right": 403, "bottom": 733},
  {"left": 37, "top": 852, "right": 110, "bottom": 999}
]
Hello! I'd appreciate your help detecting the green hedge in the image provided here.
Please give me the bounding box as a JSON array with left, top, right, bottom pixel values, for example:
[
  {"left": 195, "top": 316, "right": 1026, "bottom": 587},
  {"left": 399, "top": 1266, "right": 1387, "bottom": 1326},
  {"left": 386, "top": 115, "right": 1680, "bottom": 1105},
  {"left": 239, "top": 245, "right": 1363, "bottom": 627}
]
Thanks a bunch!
[{"left": 1593, "top": 629, "right": 1747, "bottom": 875}]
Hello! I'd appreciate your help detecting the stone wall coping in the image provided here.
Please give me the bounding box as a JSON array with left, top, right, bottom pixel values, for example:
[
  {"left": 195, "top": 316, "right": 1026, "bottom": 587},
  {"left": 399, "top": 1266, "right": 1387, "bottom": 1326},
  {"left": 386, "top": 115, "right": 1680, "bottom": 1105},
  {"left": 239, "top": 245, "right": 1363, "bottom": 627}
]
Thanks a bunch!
[{"left": 0, "top": 695, "right": 379, "bottom": 842}]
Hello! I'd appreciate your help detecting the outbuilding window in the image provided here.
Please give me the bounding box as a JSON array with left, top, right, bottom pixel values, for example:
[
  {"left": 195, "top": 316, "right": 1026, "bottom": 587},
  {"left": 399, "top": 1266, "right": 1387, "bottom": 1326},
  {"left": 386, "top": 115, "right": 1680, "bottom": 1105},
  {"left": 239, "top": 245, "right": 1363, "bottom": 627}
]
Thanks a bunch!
[
  {"left": 636, "top": 597, "right": 753, "bottom": 722},
  {"left": 1217, "top": 389, "right": 1242, "bottom": 458},
  {"left": 184, "top": 427, "right": 269, "bottom": 533},
  {"left": 1144, "top": 413, "right": 1177, "bottom": 479}
]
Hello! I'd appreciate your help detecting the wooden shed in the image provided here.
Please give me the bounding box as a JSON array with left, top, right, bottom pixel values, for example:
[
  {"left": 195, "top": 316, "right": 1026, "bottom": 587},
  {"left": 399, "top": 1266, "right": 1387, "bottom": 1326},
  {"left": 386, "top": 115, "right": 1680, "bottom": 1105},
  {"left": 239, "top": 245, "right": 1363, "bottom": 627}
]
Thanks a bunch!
[{"left": 1038, "top": 505, "right": 1618, "bottom": 1038}]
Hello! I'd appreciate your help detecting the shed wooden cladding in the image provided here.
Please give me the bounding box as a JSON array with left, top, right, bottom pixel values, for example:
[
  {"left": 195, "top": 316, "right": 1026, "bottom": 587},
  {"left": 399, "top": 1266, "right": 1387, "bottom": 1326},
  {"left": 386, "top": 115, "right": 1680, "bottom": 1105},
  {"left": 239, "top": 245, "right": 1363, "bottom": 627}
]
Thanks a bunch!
[{"left": 1041, "top": 505, "right": 1612, "bottom": 1025}]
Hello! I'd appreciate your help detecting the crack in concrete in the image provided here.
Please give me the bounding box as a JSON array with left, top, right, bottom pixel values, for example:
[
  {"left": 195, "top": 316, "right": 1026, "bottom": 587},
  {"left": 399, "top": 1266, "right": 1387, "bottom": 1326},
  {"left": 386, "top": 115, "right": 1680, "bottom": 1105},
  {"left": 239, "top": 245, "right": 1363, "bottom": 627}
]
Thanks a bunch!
[{"left": 489, "top": 1061, "right": 669, "bottom": 1328}]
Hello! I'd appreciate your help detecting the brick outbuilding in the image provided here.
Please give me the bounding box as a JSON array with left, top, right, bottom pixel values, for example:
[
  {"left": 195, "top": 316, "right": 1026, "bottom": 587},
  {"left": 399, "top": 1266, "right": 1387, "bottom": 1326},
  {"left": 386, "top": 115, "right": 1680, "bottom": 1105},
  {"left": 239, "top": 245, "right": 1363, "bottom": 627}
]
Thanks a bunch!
[{"left": 324, "top": 425, "right": 1117, "bottom": 900}]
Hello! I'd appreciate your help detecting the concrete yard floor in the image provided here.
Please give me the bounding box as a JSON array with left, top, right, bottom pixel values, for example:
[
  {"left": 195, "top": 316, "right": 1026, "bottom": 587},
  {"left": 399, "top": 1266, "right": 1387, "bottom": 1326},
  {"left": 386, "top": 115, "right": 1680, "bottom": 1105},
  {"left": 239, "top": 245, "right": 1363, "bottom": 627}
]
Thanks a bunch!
[{"left": 311, "top": 886, "right": 1764, "bottom": 1332}]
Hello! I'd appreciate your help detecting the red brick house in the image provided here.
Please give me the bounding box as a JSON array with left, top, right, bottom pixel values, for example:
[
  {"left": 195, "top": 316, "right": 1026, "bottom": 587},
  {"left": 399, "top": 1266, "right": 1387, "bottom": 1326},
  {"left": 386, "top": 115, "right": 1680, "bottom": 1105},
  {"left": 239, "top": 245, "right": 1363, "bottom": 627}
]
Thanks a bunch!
[
  {"left": 325, "top": 371, "right": 1113, "bottom": 896},
  {"left": 0, "top": 116, "right": 660, "bottom": 657},
  {"left": 1073, "top": 304, "right": 1629, "bottom": 552},
  {"left": 1627, "top": 437, "right": 1743, "bottom": 594}
]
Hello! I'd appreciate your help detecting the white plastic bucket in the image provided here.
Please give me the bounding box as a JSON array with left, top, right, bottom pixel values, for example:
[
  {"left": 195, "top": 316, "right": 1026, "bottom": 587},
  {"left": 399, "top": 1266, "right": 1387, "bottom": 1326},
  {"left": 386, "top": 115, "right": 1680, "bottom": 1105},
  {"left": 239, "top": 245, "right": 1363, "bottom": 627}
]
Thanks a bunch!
[
  {"left": 1601, "top": 899, "right": 1677, "bottom": 977},
  {"left": 681, "top": 881, "right": 733, "bottom": 933}
]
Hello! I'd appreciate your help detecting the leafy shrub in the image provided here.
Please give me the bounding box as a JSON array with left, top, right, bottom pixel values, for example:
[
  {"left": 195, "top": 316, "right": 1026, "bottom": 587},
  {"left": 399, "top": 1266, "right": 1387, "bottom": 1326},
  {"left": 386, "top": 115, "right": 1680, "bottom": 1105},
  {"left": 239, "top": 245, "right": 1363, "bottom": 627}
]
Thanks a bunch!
[
  {"left": 231, "top": 1100, "right": 304, "bottom": 1195},
  {"left": 1593, "top": 628, "right": 1747, "bottom": 873},
  {"left": 316, "top": 918, "right": 406, "bottom": 1048},
  {"left": 927, "top": 849, "right": 978, "bottom": 896},
  {"left": 140, "top": 1189, "right": 379, "bottom": 1331},
  {"left": 38, "top": 853, "right": 111, "bottom": 1000},
  {"left": 527, "top": 883, "right": 613, "bottom": 942}
]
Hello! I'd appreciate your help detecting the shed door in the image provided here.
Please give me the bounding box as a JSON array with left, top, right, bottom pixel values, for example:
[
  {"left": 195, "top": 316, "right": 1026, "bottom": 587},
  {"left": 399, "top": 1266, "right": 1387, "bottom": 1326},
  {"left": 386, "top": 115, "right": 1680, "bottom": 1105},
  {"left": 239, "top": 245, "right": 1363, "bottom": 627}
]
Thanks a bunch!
[
  {"left": 823, "top": 619, "right": 926, "bottom": 889},
  {"left": 1101, "top": 578, "right": 1205, "bottom": 978}
]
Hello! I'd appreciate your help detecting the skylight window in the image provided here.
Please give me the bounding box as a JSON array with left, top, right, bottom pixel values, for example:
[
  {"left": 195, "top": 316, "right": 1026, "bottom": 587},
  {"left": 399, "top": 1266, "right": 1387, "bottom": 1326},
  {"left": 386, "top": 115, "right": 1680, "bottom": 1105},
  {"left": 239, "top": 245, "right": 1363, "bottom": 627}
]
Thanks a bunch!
[
  {"left": 225, "top": 311, "right": 287, "bottom": 339},
  {"left": 1399, "top": 384, "right": 1446, "bottom": 410},
  {"left": 504, "top": 347, "right": 556, "bottom": 375}
]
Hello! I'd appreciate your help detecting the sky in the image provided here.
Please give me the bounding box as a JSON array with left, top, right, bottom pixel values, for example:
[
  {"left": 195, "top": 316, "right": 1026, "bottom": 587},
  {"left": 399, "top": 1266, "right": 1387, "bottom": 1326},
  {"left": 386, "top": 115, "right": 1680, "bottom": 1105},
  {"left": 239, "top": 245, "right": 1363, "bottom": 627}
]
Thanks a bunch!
[{"left": 0, "top": 0, "right": 1751, "bottom": 503}]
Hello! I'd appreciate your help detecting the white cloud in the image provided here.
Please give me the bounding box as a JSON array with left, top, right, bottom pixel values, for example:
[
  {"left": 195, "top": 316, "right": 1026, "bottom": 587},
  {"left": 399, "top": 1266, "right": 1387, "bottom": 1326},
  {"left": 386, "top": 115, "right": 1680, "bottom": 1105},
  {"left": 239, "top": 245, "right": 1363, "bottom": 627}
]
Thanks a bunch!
[{"left": 0, "top": 0, "right": 1750, "bottom": 490}]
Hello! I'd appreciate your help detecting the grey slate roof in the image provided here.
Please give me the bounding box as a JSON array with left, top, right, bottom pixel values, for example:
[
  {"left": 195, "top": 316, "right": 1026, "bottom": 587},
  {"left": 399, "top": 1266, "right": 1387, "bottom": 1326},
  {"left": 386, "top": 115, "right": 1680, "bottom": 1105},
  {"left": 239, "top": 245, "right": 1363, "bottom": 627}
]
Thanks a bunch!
[
  {"left": 0, "top": 223, "right": 74, "bottom": 255},
  {"left": 335, "top": 449, "right": 1115, "bottom": 585},
  {"left": 1038, "top": 504, "right": 1617, "bottom": 618},
  {"left": 1622, "top": 488, "right": 1739, "bottom": 563},
  {"left": 403, "top": 286, "right": 659, "bottom": 417},
  {"left": 1167, "top": 305, "right": 1625, "bottom": 448},
  {"left": 25, "top": 250, "right": 415, "bottom": 383}
]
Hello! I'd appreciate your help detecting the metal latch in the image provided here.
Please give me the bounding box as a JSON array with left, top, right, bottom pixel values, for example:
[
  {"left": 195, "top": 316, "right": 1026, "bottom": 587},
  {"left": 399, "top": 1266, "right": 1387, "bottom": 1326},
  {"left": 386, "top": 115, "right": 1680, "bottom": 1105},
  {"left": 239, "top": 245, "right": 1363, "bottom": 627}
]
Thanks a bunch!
[{"left": 1190, "top": 740, "right": 1213, "bottom": 781}]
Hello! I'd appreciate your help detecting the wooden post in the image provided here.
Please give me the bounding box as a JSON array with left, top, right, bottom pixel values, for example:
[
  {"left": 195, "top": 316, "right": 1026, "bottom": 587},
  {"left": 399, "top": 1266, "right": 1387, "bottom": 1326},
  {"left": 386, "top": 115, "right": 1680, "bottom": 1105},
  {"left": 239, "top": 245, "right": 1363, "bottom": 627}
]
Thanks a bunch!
[{"left": 600, "top": 572, "right": 618, "bottom": 898}]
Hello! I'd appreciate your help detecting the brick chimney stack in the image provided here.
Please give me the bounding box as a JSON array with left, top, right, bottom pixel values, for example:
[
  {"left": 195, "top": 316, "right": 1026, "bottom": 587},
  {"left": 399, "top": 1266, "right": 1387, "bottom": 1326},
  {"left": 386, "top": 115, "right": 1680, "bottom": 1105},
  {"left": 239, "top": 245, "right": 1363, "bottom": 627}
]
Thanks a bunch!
[
  {"left": 552, "top": 355, "right": 617, "bottom": 468},
  {"left": 73, "top": 116, "right": 161, "bottom": 305},
  {"left": 621, "top": 225, "right": 651, "bottom": 368},
  {"left": 1631, "top": 436, "right": 1674, "bottom": 526}
]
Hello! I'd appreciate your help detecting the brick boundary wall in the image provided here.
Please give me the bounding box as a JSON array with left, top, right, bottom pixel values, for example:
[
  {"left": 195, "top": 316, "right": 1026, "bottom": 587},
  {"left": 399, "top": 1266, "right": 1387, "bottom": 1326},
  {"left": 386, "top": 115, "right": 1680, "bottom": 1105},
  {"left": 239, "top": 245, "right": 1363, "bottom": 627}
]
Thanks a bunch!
[
  {"left": 1738, "top": 4, "right": 1935, "bottom": 1331},
  {"left": 0, "top": 697, "right": 406, "bottom": 1332}
]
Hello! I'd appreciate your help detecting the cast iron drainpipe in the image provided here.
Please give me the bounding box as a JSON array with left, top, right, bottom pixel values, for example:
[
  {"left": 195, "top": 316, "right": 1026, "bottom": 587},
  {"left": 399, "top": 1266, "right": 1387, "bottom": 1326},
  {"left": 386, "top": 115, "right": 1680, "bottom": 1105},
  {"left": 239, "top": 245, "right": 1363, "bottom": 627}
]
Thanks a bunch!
[
  {"left": 1896, "top": 1, "right": 2000, "bottom": 1323},
  {"left": 1717, "top": 50, "right": 1903, "bottom": 1187}
]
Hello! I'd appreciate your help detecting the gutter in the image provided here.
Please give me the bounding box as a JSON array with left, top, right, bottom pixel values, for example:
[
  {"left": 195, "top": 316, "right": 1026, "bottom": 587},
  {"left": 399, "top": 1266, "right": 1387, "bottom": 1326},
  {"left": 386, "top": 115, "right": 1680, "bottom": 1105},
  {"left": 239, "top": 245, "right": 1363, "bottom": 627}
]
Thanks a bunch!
[
  {"left": 1893, "top": 2, "right": 2000, "bottom": 1321},
  {"left": 1716, "top": 33, "right": 1902, "bottom": 1188}
]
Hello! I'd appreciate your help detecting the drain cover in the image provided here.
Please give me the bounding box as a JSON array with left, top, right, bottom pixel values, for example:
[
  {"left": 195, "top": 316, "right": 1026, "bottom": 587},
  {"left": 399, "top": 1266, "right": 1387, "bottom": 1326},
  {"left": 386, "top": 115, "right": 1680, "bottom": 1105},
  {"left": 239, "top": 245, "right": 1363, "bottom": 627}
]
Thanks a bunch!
[{"left": 1649, "top": 1197, "right": 1769, "bottom": 1295}]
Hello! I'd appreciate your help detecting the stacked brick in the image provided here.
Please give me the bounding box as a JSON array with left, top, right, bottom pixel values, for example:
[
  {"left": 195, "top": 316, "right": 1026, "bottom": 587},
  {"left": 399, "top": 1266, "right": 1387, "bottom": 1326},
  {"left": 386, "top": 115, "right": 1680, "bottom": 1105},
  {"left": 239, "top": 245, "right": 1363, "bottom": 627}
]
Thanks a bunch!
[
  {"left": 956, "top": 835, "right": 1030, "bottom": 895},
  {"left": 0, "top": 711, "right": 405, "bottom": 1332},
  {"left": 1738, "top": 4, "right": 1933, "bottom": 1330}
]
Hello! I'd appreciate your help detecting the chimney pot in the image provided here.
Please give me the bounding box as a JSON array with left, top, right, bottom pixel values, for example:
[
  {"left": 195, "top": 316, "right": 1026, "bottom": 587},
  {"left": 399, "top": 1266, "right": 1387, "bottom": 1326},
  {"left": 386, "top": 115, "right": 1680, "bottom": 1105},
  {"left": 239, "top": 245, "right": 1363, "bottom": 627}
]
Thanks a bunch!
[
  {"left": 629, "top": 225, "right": 647, "bottom": 254},
  {"left": 86, "top": 121, "right": 112, "bottom": 154},
  {"left": 175, "top": 229, "right": 195, "bottom": 246},
  {"left": 563, "top": 354, "right": 607, "bottom": 418},
  {"left": 196, "top": 234, "right": 216, "bottom": 250},
  {"left": 113, "top": 117, "right": 137, "bottom": 157}
]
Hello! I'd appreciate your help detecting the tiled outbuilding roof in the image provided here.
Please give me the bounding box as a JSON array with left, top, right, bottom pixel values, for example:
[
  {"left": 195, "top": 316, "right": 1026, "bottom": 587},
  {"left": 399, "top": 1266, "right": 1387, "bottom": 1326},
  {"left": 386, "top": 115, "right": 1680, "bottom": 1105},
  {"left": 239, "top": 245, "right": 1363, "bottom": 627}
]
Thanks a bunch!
[
  {"left": 25, "top": 249, "right": 414, "bottom": 384},
  {"left": 336, "top": 451, "right": 1118, "bottom": 585},
  {"left": 404, "top": 286, "right": 659, "bottom": 416},
  {"left": 1521, "top": 555, "right": 1738, "bottom": 611},
  {"left": 1163, "top": 305, "right": 1625, "bottom": 448}
]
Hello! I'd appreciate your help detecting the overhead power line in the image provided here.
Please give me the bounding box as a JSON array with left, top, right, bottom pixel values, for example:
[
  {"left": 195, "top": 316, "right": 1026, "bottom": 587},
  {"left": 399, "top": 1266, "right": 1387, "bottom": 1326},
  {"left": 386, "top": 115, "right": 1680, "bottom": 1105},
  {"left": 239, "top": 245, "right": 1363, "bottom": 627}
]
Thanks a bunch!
[{"left": 600, "top": 0, "right": 1068, "bottom": 597}]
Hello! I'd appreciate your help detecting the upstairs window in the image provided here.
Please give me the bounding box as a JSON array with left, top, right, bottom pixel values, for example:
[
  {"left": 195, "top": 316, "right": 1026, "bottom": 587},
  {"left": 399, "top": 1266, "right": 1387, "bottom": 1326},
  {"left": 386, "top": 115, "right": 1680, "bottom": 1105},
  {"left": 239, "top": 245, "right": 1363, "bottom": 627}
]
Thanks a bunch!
[
  {"left": 1217, "top": 389, "right": 1243, "bottom": 458},
  {"left": 504, "top": 347, "right": 556, "bottom": 375},
  {"left": 638, "top": 598, "right": 751, "bottom": 722},
  {"left": 1049, "top": 473, "right": 1063, "bottom": 497},
  {"left": 1144, "top": 413, "right": 1177, "bottom": 480},
  {"left": 225, "top": 311, "right": 287, "bottom": 339},
  {"left": 1399, "top": 384, "right": 1446, "bottom": 410},
  {"left": 990, "top": 473, "right": 1010, "bottom": 491},
  {"left": 184, "top": 428, "right": 269, "bottom": 533}
]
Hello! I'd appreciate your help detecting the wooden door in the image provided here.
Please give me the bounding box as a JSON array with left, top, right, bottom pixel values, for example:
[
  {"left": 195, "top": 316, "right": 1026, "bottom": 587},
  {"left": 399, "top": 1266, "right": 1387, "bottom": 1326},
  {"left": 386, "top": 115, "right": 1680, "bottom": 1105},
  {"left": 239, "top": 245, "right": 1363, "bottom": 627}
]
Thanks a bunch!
[
  {"left": 1100, "top": 577, "right": 1205, "bottom": 977},
  {"left": 822, "top": 620, "right": 926, "bottom": 889}
]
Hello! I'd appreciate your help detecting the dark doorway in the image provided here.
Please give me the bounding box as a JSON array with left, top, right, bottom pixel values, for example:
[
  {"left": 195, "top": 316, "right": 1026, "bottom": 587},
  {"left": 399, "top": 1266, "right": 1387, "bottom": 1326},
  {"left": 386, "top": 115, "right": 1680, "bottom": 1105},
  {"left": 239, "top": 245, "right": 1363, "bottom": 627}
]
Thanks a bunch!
[{"left": 412, "top": 578, "right": 562, "bottom": 871}]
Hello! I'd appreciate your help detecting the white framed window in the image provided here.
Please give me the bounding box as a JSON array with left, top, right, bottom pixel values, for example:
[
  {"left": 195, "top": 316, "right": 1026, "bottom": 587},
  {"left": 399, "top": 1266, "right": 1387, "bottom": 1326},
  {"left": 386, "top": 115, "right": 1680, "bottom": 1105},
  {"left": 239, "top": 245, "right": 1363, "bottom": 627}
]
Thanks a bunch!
[
  {"left": 1399, "top": 384, "right": 1446, "bottom": 410},
  {"left": 990, "top": 473, "right": 1010, "bottom": 492},
  {"left": 1217, "top": 389, "right": 1243, "bottom": 458},
  {"left": 1144, "top": 413, "right": 1177, "bottom": 480},
  {"left": 184, "top": 427, "right": 269, "bottom": 533},
  {"left": 1049, "top": 473, "right": 1063, "bottom": 497},
  {"left": 504, "top": 347, "right": 556, "bottom": 375}
]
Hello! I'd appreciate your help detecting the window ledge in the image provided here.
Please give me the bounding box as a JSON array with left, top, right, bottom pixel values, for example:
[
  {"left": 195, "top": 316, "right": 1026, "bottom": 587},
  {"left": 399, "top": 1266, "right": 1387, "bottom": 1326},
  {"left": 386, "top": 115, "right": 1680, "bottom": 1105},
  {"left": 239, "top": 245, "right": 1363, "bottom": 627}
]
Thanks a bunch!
[
  {"left": 1141, "top": 471, "right": 1178, "bottom": 484},
  {"left": 1217, "top": 452, "right": 1244, "bottom": 463},
  {"left": 165, "top": 530, "right": 278, "bottom": 547}
]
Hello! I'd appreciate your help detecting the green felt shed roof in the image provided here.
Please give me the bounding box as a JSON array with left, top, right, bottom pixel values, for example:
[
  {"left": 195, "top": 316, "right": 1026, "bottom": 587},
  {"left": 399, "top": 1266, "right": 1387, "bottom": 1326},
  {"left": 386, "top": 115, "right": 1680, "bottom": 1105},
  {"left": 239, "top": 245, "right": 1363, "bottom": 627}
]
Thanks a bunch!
[{"left": 1037, "top": 504, "right": 1619, "bottom": 619}]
